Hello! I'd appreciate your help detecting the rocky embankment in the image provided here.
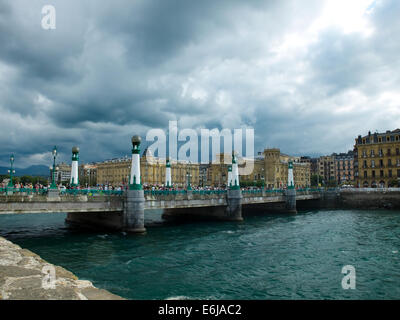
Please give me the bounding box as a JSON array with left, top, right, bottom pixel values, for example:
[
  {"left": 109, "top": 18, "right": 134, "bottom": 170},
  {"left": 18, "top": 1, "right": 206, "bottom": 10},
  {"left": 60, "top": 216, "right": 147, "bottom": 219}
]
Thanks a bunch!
[{"left": 0, "top": 236, "right": 124, "bottom": 300}]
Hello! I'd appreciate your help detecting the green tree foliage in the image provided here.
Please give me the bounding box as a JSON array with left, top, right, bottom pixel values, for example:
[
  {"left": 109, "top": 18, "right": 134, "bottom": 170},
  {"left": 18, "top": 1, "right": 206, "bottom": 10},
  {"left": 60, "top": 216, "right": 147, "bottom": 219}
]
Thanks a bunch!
[
  {"left": 388, "top": 179, "right": 399, "bottom": 187},
  {"left": 311, "top": 174, "right": 324, "bottom": 187}
]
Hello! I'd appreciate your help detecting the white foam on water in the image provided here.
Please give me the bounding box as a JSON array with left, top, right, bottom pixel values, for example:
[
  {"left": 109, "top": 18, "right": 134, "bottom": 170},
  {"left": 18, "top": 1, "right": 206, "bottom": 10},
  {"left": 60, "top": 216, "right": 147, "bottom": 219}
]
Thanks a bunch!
[{"left": 166, "top": 295, "right": 192, "bottom": 300}]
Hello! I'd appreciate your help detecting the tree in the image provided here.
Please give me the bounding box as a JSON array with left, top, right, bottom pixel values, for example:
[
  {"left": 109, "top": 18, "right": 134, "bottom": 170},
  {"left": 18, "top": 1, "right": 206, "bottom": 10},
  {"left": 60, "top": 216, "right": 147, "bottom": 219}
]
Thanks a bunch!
[
  {"left": 311, "top": 175, "right": 324, "bottom": 187},
  {"left": 388, "top": 179, "right": 399, "bottom": 187}
]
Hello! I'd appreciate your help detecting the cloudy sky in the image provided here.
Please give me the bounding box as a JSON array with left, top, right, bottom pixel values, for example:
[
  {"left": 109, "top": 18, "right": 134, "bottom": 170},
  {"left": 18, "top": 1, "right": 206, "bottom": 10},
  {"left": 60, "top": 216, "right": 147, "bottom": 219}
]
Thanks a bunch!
[{"left": 1, "top": 0, "right": 400, "bottom": 167}]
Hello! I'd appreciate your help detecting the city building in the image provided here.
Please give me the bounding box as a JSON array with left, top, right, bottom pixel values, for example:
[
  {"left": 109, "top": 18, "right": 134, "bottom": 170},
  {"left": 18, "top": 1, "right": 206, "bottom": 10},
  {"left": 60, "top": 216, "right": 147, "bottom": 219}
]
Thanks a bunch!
[
  {"left": 300, "top": 156, "right": 318, "bottom": 175},
  {"left": 50, "top": 163, "right": 71, "bottom": 184},
  {"left": 96, "top": 149, "right": 199, "bottom": 187},
  {"left": 79, "top": 163, "right": 98, "bottom": 186},
  {"left": 317, "top": 155, "right": 335, "bottom": 184},
  {"left": 333, "top": 151, "right": 354, "bottom": 184},
  {"left": 208, "top": 149, "right": 311, "bottom": 189},
  {"left": 315, "top": 151, "right": 354, "bottom": 186},
  {"left": 354, "top": 129, "right": 400, "bottom": 188},
  {"left": 263, "top": 149, "right": 310, "bottom": 189}
]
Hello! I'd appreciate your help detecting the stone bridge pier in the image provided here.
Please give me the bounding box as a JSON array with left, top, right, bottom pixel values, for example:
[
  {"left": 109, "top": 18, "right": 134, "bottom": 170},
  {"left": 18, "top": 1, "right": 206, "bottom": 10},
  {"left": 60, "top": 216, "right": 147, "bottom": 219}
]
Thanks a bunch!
[
  {"left": 285, "top": 188, "right": 297, "bottom": 214},
  {"left": 123, "top": 189, "right": 146, "bottom": 233},
  {"left": 225, "top": 189, "right": 243, "bottom": 221}
]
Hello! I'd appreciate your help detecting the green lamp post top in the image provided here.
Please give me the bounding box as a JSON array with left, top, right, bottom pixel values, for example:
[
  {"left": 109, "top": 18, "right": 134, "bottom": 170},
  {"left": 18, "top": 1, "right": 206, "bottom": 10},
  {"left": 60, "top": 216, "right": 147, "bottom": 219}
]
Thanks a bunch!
[
  {"left": 288, "top": 160, "right": 293, "bottom": 169},
  {"left": 232, "top": 151, "right": 236, "bottom": 164},
  {"left": 228, "top": 165, "right": 232, "bottom": 172},
  {"left": 166, "top": 158, "right": 171, "bottom": 168},
  {"left": 72, "top": 146, "right": 79, "bottom": 161},
  {"left": 131, "top": 135, "right": 141, "bottom": 154}
]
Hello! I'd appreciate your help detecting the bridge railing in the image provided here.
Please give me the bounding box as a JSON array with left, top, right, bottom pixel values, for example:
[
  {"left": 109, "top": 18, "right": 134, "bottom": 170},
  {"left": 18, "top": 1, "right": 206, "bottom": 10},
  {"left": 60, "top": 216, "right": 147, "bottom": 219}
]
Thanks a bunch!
[
  {"left": 144, "top": 189, "right": 227, "bottom": 196},
  {"left": 144, "top": 190, "right": 186, "bottom": 196},
  {"left": 59, "top": 189, "right": 124, "bottom": 196},
  {"left": 0, "top": 187, "right": 48, "bottom": 195},
  {"left": 0, "top": 188, "right": 124, "bottom": 196}
]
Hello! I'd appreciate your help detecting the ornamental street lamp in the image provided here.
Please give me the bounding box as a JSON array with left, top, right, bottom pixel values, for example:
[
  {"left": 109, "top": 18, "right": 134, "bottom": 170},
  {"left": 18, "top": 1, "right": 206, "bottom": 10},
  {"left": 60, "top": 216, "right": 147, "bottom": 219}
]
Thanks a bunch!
[
  {"left": 50, "top": 146, "right": 57, "bottom": 189},
  {"left": 87, "top": 168, "right": 91, "bottom": 187},
  {"left": 186, "top": 162, "right": 192, "bottom": 191},
  {"left": 261, "top": 168, "right": 265, "bottom": 190},
  {"left": 7, "top": 154, "right": 15, "bottom": 188}
]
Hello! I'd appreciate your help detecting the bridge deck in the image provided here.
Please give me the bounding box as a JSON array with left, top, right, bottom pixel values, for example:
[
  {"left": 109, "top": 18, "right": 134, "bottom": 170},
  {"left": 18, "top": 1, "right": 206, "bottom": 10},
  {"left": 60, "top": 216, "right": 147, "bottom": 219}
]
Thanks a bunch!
[{"left": 0, "top": 191, "right": 321, "bottom": 215}]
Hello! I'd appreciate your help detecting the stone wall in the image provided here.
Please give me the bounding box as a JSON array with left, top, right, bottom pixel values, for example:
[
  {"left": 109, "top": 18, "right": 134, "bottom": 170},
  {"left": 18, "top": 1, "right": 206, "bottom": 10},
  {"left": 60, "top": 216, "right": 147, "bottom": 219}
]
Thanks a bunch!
[
  {"left": 0, "top": 236, "right": 124, "bottom": 300},
  {"left": 339, "top": 189, "right": 400, "bottom": 210},
  {"left": 0, "top": 194, "right": 124, "bottom": 215}
]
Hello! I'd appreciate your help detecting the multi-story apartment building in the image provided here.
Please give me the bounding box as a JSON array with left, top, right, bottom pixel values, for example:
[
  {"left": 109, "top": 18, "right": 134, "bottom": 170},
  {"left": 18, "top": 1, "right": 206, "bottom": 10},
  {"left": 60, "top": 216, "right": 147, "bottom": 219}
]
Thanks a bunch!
[
  {"left": 300, "top": 156, "right": 318, "bottom": 175},
  {"left": 317, "top": 155, "right": 335, "bottom": 184},
  {"left": 354, "top": 129, "right": 400, "bottom": 187},
  {"left": 316, "top": 151, "right": 354, "bottom": 186},
  {"left": 333, "top": 151, "right": 354, "bottom": 184},
  {"left": 96, "top": 149, "right": 199, "bottom": 187}
]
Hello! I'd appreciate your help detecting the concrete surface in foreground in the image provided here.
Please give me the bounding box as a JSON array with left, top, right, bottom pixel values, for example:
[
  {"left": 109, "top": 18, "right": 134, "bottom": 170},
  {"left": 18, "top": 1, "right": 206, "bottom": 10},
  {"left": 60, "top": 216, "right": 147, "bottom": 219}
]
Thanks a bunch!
[{"left": 0, "top": 236, "right": 124, "bottom": 300}]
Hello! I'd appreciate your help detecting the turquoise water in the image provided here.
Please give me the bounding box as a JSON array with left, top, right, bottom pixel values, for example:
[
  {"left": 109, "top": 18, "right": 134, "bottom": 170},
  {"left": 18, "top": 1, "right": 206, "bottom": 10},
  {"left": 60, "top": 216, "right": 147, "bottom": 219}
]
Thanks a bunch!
[{"left": 1, "top": 209, "right": 400, "bottom": 299}]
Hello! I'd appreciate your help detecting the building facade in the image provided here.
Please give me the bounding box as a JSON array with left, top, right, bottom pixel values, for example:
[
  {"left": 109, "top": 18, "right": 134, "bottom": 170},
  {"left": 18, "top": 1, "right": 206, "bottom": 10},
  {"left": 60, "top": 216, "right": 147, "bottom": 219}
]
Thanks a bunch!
[
  {"left": 317, "top": 155, "right": 335, "bottom": 184},
  {"left": 208, "top": 149, "right": 311, "bottom": 189},
  {"left": 96, "top": 149, "right": 199, "bottom": 187},
  {"left": 263, "top": 149, "right": 310, "bottom": 189},
  {"left": 354, "top": 129, "right": 400, "bottom": 188},
  {"left": 49, "top": 163, "right": 71, "bottom": 184},
  {"left": 333, "top": 151, "right": 354, "bottom": 184},
  {"left": 79, "top": 163, "right": 98, "bottom": 186}
]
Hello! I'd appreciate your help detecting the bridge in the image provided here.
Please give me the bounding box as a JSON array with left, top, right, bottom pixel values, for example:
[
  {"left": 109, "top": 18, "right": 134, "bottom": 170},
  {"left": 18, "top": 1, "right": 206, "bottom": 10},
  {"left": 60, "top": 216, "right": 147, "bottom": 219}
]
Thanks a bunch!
[
  {"left": 0, "top": 187, "right": 321, "bottom": 232},
  {"left": 4, "top": 134, "right": 399, "bottom": 234}
]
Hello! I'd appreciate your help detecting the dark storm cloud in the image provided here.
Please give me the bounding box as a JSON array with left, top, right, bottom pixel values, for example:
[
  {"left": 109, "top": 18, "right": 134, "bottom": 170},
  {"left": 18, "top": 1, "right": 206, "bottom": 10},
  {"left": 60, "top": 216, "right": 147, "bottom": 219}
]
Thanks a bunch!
[{"left": 0, "top": 0, "right": 400, "bottom": 168}]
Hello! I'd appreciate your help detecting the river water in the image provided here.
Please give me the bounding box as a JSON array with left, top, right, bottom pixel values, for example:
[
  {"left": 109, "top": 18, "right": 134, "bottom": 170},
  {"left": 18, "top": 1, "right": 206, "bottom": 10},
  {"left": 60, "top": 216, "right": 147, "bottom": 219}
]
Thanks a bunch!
[{"left": 1, "top": 209, "right": 400, "bottom": 299}]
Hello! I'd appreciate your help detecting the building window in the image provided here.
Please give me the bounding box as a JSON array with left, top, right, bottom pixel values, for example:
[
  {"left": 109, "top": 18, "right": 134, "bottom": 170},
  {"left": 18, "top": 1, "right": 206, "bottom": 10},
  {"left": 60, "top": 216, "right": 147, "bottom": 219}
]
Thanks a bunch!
[
  {"left": 388, "top": 159, "right": 392, "bottom": 167},
  {"left": 380, "top": 170, "right": 384, "bottom": 178},
  {"left": 364, "top": 171, "right": 367, "bottom": 178},
  {"left": 389, "top": 170, "right": 393, "bottom": 178},
  {"left": 371, "top": 160, "right": 375, "bottom": 168},
  {"left": 372, "top": 171, "right": 376, "bottom": 178}
]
